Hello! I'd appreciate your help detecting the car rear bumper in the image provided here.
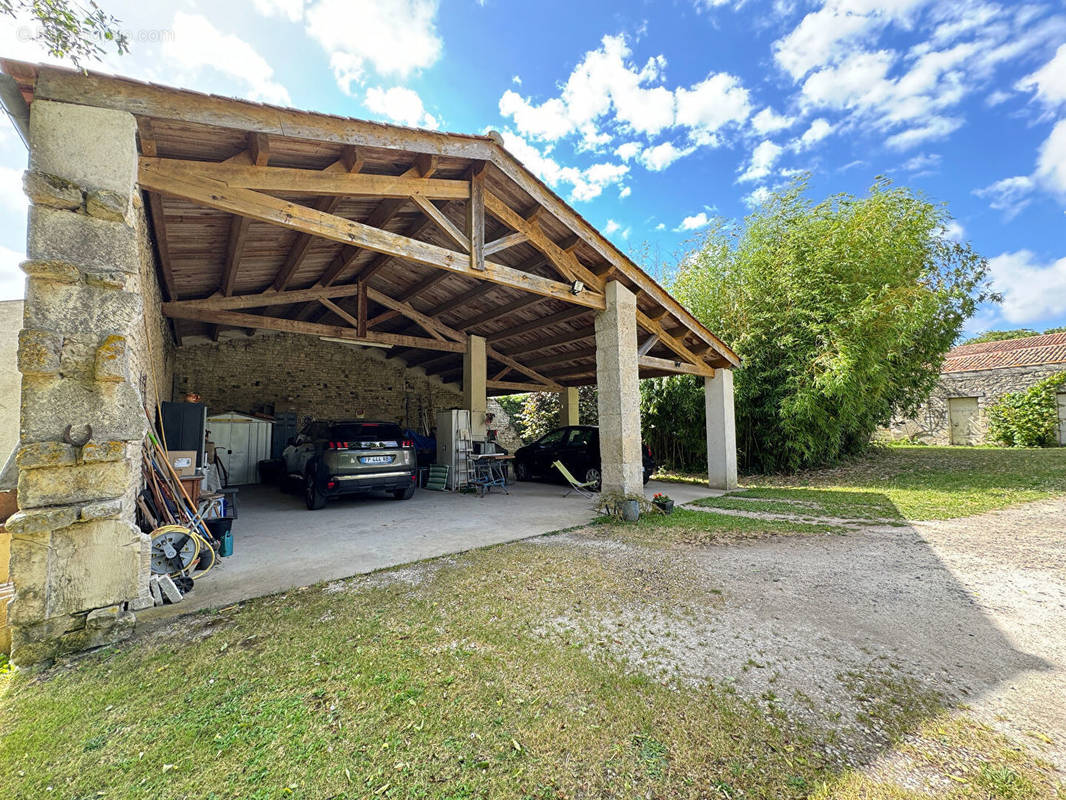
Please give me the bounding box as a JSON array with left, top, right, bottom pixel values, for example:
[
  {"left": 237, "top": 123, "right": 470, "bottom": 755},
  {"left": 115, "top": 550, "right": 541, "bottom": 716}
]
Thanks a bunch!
[{"left": 324, "top": 470, "right": 416, "bottom": 495}]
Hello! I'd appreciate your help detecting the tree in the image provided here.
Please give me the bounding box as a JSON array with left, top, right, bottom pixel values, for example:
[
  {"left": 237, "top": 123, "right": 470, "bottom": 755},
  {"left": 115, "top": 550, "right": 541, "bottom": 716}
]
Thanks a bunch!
[
  {"left": 514, "top": 387, "right": 597, "bottom": 443},
  {"left": 961, "top": 329, "right": 1039, "bottom": 346},
  {"left": 1, "top": 1, "right": 128, "bottom": 68},
  {"left": 670, "top": 177, "right": 996, "bottom": 473}
]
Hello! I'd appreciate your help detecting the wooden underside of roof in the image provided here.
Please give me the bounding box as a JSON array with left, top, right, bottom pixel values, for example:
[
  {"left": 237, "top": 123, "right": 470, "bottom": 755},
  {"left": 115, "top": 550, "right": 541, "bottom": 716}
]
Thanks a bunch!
[{"left": 1, "top": 60, "right": 740, "bottom": 394}]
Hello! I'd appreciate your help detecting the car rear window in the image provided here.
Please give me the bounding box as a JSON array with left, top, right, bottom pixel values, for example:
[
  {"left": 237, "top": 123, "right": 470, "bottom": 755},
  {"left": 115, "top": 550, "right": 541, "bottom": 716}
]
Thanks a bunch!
[{"left": 329, "top": 422, "right": 403, "bottom": 442}]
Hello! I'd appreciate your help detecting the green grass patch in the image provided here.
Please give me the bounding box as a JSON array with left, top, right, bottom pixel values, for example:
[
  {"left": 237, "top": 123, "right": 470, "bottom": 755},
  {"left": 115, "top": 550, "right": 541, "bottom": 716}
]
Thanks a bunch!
[
  {"left": 594, "top": 507, "right": 848, "bottom": 546},
  {"left": 2, "top": 528, "right": 1062, "bottom": 799},
  {"left": 693, "top": 489, "right": 907, "bottom": 523}
]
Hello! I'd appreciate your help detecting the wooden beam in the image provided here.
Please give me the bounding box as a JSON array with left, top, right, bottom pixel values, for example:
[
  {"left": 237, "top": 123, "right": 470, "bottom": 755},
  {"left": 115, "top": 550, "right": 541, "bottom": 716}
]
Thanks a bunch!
[
  {"left": 491, "top": 366, "right": 511, "bottom": 381},
  {"left": 410, "top": 195, "right": 469, "bottom": 252},
  {"left": 527, "top": 347, "right": 595, "bottom": 370},
  {"left": 145, "top": 192, "right": 177, "bottom": 302},
  {"left": 138, "top": 167, "right": 606, "bottom": 310},
  {"left": 427, "top": 283, "right": 493, "bottom": 317},
  {"left": 163, "top": 283, "right": 365, "bottom": 311},
  {"left": 365, "top": 287, "right": 465, "bottom": 344},
  {"left": 367, "top": 310, "right": 401, "bottom": 329},
  {"left": 136, "top": 117, "right": 157, "bottom": 156},
  {"left": 467, "top": 165, "right": 486, "bottom": 271},
  {"left": 161, "top": 306, "right": 466, "bottom": 352},
  {"left": 483, "top": 231, "right": 527, "bottom": 256},
  {"left": 357, "top": 282, "right": 367, "bottom": 338},
  {"left": 399, "top": 271, "right": 450, "bottom": 303},
  {"left": 638, "top": 334, "right": 660, "bottom": 357},
  {"left": 485, "top": 346, "right": 561, "bottom": 390},
  {"left": 319, "top": 297, "right": 359, "bottom": 328},
  {"left": 221, "top": 216, "right": 251, "bottom": 297},
  {"left": 483, "top": 191, "right": 603, "bottom": 290},
  {"left": 636, "top": 309, "right": 713, "bottom": 372},
  {"left": 250, "top": 133, "right": 270, "bottom": 166},
  {"left": 501, "top": 325, "right": 596, "bottom": 358},
  {"left": 487, "top": 380, "right": 555, "bottom": 393},
  {"left": 638, "top": 354, "right": 715, "bottom": 377},
  {"left": 460, "top": 295, "right": 546, "bottom": 330},
  {"left": 138, "top": 157, "right": 470, "bottom": 199}
]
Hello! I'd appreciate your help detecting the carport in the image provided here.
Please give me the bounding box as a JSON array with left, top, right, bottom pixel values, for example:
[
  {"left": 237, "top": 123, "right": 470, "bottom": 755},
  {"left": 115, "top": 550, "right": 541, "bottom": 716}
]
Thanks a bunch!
[{"left": 1, "top": 59, "right": 739, "bottom": 666}]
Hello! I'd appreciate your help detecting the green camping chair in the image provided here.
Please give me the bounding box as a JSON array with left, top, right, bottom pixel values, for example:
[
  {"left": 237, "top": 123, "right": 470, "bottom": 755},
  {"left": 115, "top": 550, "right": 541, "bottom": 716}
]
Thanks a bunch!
[{"left": 552, "top": 460, "right": 598, "bottom": 499}]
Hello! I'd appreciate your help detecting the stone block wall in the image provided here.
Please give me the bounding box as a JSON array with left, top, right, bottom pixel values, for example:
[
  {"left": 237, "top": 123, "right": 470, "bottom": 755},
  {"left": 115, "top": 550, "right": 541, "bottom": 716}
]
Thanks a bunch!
[
  {"left": 173, "top": 333, "right": 463, "bottom": 430},
  {"left": 7, "top": 100, "right": 166, "bottom": 667},
  {"left": 881, "top": 364, "right": 1066, "bottom": 444}
]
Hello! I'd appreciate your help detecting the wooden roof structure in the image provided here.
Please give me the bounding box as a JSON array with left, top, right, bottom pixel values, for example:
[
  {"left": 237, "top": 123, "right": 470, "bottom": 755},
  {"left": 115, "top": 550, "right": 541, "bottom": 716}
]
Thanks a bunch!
[{"left": 1, "top": 60, "right": 739, "bottom": 395}]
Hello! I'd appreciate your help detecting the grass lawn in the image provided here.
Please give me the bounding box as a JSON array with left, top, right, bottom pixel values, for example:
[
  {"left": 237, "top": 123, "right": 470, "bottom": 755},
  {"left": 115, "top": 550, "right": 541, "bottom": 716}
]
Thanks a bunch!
[
  {"left": 2, "top": 506, "right": 1063, "bottom": 799},
  {"left": 659, "top": 445, "right": 1066, "bottom": 521}
]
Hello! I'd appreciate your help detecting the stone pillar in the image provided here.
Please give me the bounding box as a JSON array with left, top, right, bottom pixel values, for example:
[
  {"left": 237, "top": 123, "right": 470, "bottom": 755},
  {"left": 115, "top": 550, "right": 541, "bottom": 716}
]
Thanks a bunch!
[
  {"left": 559, "top": 386, "right": 580, "bottom": 427},
  {"left": 595, "top": 281, "right": 643, "bottom": 502},
  {"left": 6, "top": 100, "right": 149, "bottom": 667},
  {"left": 463, "top": 333, "right": 487, "bottom": 439},
  {"left": 705, "top": 370, "right": 738, "bottom": 490}
]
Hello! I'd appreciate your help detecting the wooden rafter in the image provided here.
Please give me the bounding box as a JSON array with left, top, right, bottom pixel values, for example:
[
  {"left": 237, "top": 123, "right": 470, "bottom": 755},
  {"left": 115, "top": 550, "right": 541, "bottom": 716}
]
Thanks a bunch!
[
  {"left": 484, "top": 231, "right": 527, "bottom": 256},
  {"left": 486, "top": 306, "right": 588, "bottom": 344},
  {"left": 137, "top": 166, "right": 606, "bottom": 311},
  {"left": 636, "top": 308, "right": 713, "bottom": 372},
  {"left": 162, "top": 283, "right": 364, "bottom": 311}
]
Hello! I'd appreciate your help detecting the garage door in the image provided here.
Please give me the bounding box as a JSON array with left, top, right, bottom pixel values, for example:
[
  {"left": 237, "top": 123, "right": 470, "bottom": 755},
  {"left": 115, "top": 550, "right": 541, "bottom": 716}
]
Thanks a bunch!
[
  {"left": 948, "top": 397, "right": 980, "bottom": 445},
  {"left": 1058, "top": 393, "right": 1066, "bottom": 446}
]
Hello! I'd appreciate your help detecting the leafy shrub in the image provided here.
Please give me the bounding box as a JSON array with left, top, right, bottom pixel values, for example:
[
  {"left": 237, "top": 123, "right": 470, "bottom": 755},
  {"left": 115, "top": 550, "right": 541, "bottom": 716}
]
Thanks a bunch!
[
  {"left": 666, "top": 177, "right": 994, "bottom": 473},
  {"left": 986, "top": 372, "right": 1066, "bottom": 447},
  {"left": 639, "top": 375, "right": 707, "bottom": 472},
  {"left": 513, "top": 387, "right": 597, "bottom": 443}
]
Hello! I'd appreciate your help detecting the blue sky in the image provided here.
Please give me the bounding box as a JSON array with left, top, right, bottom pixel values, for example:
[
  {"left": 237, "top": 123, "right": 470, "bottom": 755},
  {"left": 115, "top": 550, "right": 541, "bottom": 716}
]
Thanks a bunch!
[{"left": 0, "top": 0, "right": 1064, "bottom": 337}]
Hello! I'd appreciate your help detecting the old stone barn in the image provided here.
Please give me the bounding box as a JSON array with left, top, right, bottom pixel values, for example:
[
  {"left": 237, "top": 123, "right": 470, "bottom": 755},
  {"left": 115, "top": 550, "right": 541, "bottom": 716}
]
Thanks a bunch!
[
  {"left": 884, "top": 332, "right": 1066, "bottom": 446},
  {"left": 0, "top": 60, "right": 740, "bottom": 666}
]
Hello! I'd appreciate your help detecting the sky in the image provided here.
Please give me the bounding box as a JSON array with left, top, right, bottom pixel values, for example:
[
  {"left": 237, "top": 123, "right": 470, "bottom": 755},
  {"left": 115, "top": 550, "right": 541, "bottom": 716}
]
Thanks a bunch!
[{"left": 0, "top": 0, "right": 1064, "bottom": 338}]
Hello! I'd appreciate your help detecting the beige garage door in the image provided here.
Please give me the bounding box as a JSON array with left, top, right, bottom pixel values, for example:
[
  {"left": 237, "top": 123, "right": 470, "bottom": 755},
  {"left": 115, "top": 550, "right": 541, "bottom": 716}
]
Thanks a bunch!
[
  {"left": 1058, "top": 393, "right": 1066, "bottom": 446},
  {"left": 948, "top": 397, "right": 980, "bottom": 445}
]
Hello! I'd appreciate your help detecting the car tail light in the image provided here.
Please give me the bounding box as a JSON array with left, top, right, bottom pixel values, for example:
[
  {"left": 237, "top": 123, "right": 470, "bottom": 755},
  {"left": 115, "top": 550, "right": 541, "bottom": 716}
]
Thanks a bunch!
[
  {"left": 326, "top": 480, "right": 336, "bottom": 489},
  {"left": 327, "top": 441, "right": 350, "bottom": 450},
  {"left": 402, "top": 439, "right": 414, "bottom": 448}
]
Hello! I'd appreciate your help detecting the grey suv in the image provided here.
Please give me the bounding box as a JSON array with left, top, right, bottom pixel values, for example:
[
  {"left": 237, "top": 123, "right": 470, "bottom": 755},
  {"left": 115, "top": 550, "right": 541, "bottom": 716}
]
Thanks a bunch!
[{"left": 284, "top": 420, "right": 417, "bottom": 509}]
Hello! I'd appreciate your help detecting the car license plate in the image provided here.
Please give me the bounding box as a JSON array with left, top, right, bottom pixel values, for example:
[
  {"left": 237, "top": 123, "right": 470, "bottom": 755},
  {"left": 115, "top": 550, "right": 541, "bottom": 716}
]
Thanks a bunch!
[{"left": 360, "top": 455, "right": 394, "bottom": 464}]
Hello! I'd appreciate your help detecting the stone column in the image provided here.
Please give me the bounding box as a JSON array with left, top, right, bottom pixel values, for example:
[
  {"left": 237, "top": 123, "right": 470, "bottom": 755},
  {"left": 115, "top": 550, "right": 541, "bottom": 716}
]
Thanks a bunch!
[
  {"left": 463, "top": 333, "right": 487, "bottom": 439},
  {"left": 6, "top": 100, "right": 149, "bottom": 667},
  {"left": 559, "top": 386, "right": 580, "bottom": 427},
  {"left": 595, "top": 281, "right": 643, "bottom": 503},
  {"left": 705, "top": 370, "right": 738, "bottom": 490}
]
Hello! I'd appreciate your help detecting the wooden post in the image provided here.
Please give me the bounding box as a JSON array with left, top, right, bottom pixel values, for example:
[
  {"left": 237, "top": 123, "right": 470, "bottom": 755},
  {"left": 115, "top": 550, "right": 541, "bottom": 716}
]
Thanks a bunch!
[
  {"left": 357, "top": 282, "right": 367, "bottom": 338},
  {"left": 468, "top": 165, "right": 485, "bottom": 271}
]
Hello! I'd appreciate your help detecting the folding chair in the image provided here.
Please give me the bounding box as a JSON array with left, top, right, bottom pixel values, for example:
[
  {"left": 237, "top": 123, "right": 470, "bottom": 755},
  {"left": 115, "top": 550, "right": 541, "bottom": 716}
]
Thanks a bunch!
[{"left": 552, "top": 460, "right": 598, "bottom": 498}]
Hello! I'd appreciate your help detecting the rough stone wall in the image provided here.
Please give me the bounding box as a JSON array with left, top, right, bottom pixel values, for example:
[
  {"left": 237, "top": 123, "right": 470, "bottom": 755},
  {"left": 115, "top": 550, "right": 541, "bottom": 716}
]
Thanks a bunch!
[
  {"left": 0, "top": 299, "right": 25, "bottom": 466},
  {"left": 173, "top": 333, "right": 463, "bottom": 430},
  {"left": 881, "top": 364, "right": 1066, "bottom": 444},
  {"left": 7, "top": 100, "right": 157, "bottom": 667}
]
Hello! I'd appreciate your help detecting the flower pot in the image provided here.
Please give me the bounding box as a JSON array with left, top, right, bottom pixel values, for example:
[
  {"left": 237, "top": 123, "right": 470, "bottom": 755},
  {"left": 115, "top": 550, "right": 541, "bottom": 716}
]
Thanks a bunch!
[{"left": 654, "top": 500, "right": 674, "bottom": 514}]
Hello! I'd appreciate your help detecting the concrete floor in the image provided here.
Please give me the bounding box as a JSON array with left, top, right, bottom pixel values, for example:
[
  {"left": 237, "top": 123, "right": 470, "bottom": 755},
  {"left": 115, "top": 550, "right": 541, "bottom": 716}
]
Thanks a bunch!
[{"left": 140, "top": 479, "right": 719, "bottom": 619}]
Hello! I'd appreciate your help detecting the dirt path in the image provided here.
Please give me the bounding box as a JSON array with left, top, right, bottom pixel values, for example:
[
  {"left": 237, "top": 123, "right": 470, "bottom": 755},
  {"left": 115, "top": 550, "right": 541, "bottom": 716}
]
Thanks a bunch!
[{"left": 541, "top": 497, "right": 1066, "bottom": 775}]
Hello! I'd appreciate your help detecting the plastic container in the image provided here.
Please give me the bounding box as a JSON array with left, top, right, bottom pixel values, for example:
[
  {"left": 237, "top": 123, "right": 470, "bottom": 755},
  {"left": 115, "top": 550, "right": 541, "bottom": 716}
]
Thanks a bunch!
[{"left": 205, "top": 518, "right": 234, "bottom": 557}]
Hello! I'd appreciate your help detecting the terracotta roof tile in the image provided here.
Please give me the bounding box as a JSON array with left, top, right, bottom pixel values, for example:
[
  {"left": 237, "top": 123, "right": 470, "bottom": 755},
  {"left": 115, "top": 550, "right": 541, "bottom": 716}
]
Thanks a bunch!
[{"left": 943, "top": 332, "right": 1066, "bottom": 373}]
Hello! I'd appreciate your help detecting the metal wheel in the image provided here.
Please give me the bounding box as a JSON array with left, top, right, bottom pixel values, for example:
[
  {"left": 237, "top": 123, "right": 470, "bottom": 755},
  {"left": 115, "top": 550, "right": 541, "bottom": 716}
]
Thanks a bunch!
[{"left": 584, "top": 467, "right": 601, "bottom": 490}]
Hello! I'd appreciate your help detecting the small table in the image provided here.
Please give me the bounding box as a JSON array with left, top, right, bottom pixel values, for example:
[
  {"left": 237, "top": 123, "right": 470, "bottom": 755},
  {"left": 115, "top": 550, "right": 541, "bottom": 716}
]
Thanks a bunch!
[{"left": 470, "top": 454, "right": 513, "bottom": 497}]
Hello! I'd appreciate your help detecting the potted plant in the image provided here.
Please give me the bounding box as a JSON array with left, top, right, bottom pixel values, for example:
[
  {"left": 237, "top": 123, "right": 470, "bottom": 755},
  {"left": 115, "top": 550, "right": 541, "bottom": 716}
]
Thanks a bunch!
[{"left": 652, "top": 492, "right": 674, "bottom": 514}]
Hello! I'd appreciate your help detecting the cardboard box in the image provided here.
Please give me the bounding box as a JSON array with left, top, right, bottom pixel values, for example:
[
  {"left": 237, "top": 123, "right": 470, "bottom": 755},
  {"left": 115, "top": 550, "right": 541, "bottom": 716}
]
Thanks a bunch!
[{"left": 168, "top": 450, "right": 198, "bottom": 477}]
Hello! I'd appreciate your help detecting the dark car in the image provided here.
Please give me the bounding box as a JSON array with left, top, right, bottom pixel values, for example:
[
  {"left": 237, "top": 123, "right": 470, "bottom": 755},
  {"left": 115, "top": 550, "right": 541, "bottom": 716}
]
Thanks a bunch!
[
  {"left": 284, "top": 420, "right": 417, "bottom": 509},
  {"left": 513, "top": 425, "right": 655, "bottom": 488}
]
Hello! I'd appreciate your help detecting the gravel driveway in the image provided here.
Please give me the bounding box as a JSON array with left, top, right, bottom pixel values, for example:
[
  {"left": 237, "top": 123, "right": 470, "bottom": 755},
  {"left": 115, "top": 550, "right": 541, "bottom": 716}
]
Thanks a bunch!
[{"left": 540, "top": 496, "right": 1066, "bottom": 775}]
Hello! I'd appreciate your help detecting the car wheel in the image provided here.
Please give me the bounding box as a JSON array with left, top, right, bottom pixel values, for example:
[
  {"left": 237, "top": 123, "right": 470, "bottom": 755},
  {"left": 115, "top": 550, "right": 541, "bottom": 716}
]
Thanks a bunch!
[
  {"left": 515, "top": 461, "right": 531, "bottom": 481},
  {"left": 584, "top": 467, "right": 601, "bottom": 490},
  {"left": 305, "top": 471, "right": 327, "bottom": 510},
  {"left": 392, "top": 485, "right": 415, "bottom": 500}
]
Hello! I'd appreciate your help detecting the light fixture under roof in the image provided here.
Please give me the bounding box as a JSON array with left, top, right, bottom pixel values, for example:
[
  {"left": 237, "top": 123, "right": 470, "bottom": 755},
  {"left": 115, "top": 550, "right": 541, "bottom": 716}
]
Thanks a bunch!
[{"left": 319, "top": 337, "right": 392, "bottom": 349}]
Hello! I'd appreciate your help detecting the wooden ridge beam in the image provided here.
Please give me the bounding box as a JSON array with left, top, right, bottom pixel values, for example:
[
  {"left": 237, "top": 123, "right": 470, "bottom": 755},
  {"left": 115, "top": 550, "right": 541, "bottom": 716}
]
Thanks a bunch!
[
  {"left": 138, "top": 157, "right": 470, "bottom": 199},
  {"left": 137, "top": 167, "right": 606, "bottom": 310},
  {"left": 162, "top": 306, "right": 466, "bottom": 352}
]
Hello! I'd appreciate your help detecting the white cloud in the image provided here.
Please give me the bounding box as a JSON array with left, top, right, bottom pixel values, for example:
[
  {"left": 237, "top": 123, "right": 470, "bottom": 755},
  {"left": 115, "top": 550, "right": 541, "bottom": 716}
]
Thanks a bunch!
[
  {"left": 988, "top": 250, "right": 1066, "bottom": 324},
  {"left": 253, "top": 0, "right": 304, "bottom": 22},
  {"left": 973, "top": 175, "right": 1035, "bottom": 220},
  {"left": 497, "top": 130, "right": 629, "bottom": 203},
  {"left": 512, "top": 75, "right": 522, "bottom": 85},
  {"left": 675, "top": 212, "right": 712, "bottom": 232},
  {"left": 744, "top": 186, "right": 773, "bottom": 208},
  {"left": 163, "top": 12, "right": 290, "bottom": 105},
  {"left": 655, "top": 222, "right": 666, "bottom": 231},
  {"left": 884, "top": 116, "right": 962, "bottom": 149},
  {"left": 364, "top": 86, "right": 439, "bottom": 129},
  {"left": 751, "top": 106, "right": 796, "bottom": 135},
  {"left": 497, "top": 34, "right": 750, "bottom": 160},
  {"left": 738, "top": 140, "right": 783, "bottom": 182},
  {"left": 901, "top": 152, "right": 941, "bottom": 173},
  {"left": 942, "top": 220, "right": 964, "bottom": 241},
  {"left": 793, "top": 117, "right": 832, "bottom": 150},
  {"left": 306, "top": 0, "right": 442, "bottom": 93},
  {"left": 1035, "top": 119, "right": 1066, "bottom": 196},
  {"left": 674, "top": 73, "right": 752, "bottom": 144},
  {"left": 0, "top": 244, "right": 23, "bottom": 301},
  {"left": 614, "top": 142, "right": 642, "bottom": 161},
  {"left": 773, "top": 0, "right": 930, "bottom": 80},
  {"left": 604, "top": 219, "right": 621, "bottom": 234},
  {"left": 618, "top": 186, "right": 632, "bottom": 199},
  {"left": 0, "top": 165, "right": 25, "bottom": 214},
  {"left": 638, "top": 141, "right": 694, "bottom": 171}
]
